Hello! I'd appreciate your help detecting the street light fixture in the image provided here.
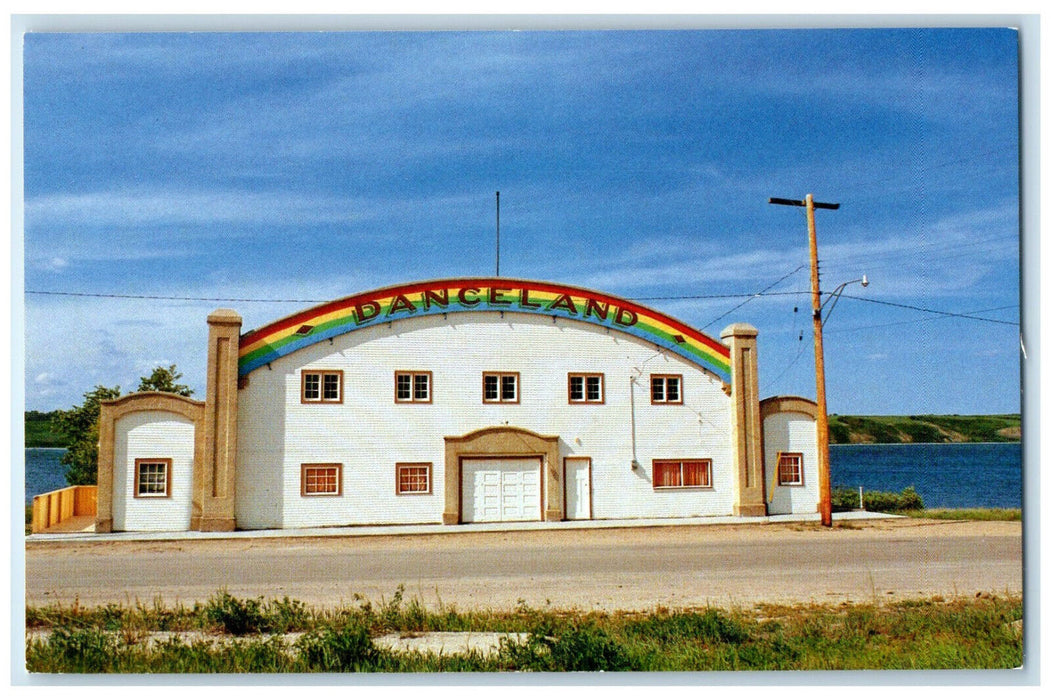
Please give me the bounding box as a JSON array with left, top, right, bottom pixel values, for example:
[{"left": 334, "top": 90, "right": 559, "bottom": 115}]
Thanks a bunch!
[
  {"left": 768, "top": 194, "right": 839, "bottom": 527},
  {"left": 822, "top": 275, "right": 869, "bottom": 326}
]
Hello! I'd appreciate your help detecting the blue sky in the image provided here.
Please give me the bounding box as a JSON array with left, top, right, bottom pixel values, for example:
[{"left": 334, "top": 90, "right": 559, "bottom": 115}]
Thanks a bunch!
[{"left": 20, "top": 28, "right": 1022, "bottom": 414}]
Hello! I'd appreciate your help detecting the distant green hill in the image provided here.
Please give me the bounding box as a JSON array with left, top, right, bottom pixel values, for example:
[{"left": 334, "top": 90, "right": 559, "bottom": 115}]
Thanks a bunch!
[
  {"left": 829, "top": 414, "right": 1021, "bottom": 444},
  {"left": 25, "top": 411, "right": 1021, "bottom": 448},
  {"left": 24, "top": 410, "right": 69, "bottom": 448}
]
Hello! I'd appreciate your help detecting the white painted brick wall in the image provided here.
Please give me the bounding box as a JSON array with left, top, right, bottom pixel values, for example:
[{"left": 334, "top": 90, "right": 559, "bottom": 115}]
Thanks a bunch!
[
  {"left": 763, "top": 412, "right": 820, "bottom": 515},
  {"left": 113, "top": 411, "right": 195, "bottom": 531},
  {"left": 236, "top": 312, "right": 736, "bottom": 528}
]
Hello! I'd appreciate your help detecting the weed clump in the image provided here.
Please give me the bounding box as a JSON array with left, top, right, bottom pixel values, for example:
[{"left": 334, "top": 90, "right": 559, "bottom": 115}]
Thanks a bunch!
[
  {"left": 500, "top": 616, "right": 632, "bottom": 671},
  {"left": 203, "top": 591, "right": 267, "bottom": 635},
  {"left": 626, "top": 609, "right": 749, "bottom": 645},
  {"left": 297, "top": 621, "right": 383, "bottom": 672}
]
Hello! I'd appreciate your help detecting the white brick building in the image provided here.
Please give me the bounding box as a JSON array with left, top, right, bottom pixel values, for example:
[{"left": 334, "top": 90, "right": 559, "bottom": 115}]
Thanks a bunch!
[{"left": 96, "top": 278, "right": 820, "bottom": 532}]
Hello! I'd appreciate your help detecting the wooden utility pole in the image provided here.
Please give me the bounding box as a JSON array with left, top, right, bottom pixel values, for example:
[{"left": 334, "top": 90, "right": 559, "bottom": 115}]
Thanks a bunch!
[{"left": 769, "top": 194, "right": 839, "bottom": 527}]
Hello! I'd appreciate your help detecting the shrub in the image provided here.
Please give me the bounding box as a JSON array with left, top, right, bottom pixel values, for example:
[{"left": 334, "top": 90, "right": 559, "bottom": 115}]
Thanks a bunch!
[
  {"left": 265, "top": 596, "right": 311, "bottom": 633},
  {"left": 203, "top": 592, "right": 267, "bottom": 635},
  {"left": 500, "top": 621, "right": 632, "bottom": 671},
  {"left": 864, "top": 486, "right": 924, "bottom": 513},
  {"left": 296, "top": 621, "right": 381, "bottom": 671},
  {"left": 831, "top": 487, "right": 860, "bottom": 512},
  {"left": 832, "top": 486, "right": 924, "bottom": 513},
  {"left": 32, "top": 625, "right": 117, "bottom": 673}
]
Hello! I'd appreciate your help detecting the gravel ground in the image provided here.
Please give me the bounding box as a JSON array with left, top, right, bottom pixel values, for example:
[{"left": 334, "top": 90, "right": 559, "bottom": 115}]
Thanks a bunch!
[{"left": 24, "top": 518, "right": 1022, "bottom": 611}]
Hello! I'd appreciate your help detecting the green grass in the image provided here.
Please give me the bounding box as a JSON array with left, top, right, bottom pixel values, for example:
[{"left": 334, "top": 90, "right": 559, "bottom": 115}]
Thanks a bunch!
[
  {"left": 906, "top": 508, "right": 1022, "bottom": 522},
  {"left": 25, "top": 589, "right": 1024, "bottom": 673}
]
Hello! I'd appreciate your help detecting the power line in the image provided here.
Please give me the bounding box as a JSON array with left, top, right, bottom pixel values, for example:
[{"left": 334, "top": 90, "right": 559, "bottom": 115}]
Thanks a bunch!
[
  {"left": 700, "top": 264, "right": 807, "bottom": 331},
  {"left": 838, "top": 294, "right": 1019, "bottom": 326},
  {"left": 25, "top": 288, "right": 816, "bottom": 304},
  {"left": 24, "top": 290, "right": 329, "bottom": 304},
  {"left": 24, "top": 287, "right": 1020, "bottom": 328},
  {"left": 824, "top": 304, "right": 1018, "bottom": 334}
]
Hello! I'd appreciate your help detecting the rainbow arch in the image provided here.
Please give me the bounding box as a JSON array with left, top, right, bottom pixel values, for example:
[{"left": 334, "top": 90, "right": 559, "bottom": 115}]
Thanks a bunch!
[{"left": 238, "top": 278, "right": 732, "bottom": 381}]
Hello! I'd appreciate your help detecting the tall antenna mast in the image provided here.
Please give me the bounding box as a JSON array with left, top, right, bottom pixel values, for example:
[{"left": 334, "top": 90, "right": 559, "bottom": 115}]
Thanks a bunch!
[{"left": 495, "top": 191, "right": 501, "bottom": 277}]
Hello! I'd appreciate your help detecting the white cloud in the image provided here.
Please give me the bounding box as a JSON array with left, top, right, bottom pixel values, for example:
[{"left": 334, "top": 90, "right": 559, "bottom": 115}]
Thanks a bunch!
[
  {"left": 38, "top": 257, "right": 69, "bottom": 272},
  {"left": 25, "top": 189, "right": 369, "bottom": 230}
]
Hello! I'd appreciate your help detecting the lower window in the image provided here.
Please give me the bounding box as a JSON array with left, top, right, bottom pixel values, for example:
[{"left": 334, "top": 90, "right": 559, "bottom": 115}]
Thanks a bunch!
[
  {"left": 397, "top": 463, "right": 432, "bottom": 494},
  {"left": 652, "top": 459, "right": 712, "bottom": 489},
  {"left": 134, "top": 458, "right": 172, "bottom": 498},
  {"left": 301, "top": 463, "right": 342, "bottom": 496},
  {"left": 777, "top": 452, "right": 804, "bottom": 485}
]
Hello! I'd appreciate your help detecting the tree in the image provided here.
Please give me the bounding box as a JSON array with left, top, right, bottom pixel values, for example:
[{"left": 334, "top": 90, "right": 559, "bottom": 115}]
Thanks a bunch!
[
  {"left": 137, "top": 364, "right": 193, "bottom": 396},
  {"left": 55, "top": 364, "right": 195, "bottom": 486},
  {"left": 54, "top": 385, "right": 122, "bottom": 486}
]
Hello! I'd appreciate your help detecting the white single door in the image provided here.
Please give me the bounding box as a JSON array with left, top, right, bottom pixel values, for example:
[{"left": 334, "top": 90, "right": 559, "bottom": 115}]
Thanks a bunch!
[
  {"left": 564, "top": 457, "right": 592, "bottom": 520},
  {"left": 462, "top": 457, "right": 542, "bottom": 523}
]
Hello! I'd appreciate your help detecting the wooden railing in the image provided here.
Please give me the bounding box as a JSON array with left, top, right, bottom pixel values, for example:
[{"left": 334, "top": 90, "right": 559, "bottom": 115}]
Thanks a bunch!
[{"left": 31, "top": 485, "right": 97, "bottom": 534}]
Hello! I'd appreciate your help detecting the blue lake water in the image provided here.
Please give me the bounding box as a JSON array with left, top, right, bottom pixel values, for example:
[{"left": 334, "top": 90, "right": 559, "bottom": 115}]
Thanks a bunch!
[
  {"left": 831, "top": 442, "right": 1022, "bottom": 509},
  {"left": 24, "top": 443, "right": 1023, "bottom": 509},
  {"left": 24, "top": 448, "right": 72, "bottom": 505}
]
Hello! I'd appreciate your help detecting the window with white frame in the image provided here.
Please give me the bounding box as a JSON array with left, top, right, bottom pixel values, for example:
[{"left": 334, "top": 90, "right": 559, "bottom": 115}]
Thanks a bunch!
[
  {"left": 301, "top": 369, "right": 343, "bottom": 403},
  {"left": 134, "top": 458, "right": 172, "bottom": 498},
  {"left": 395, "top": 371, "right": 432, "bottom": 403},
  {"left": 652, "top": 459, "right": 712, "bottom": 489},
  {"left": 568, "top": 373, "right": 604, "bottom": 404},
  {"left": 777, "top": 452, "right": 804, "bottom": 485},
  {"left": 483, "top": 372, "right": 519, "bottom": 403},
  {"left": 650, "top": 374, "right": 683, "bottom": 404}
]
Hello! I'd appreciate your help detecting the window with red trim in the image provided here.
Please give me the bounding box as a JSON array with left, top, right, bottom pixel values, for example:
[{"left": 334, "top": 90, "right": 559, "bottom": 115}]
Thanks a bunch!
[
  {"left": 777, "top": 453, "right": 804, "bottom": 485},
  {"left": 569, "top": 373, "right": 604, "bottom": 404},
  {"left": 397, "top": 463, "right": 432, "bottom": 494},
  {"left": 650, "top": 375, "right": 683, "bottom": 404},
  {"left": 302, "top": 370, "right": 343, "bottom": 403},
  {"left": 395, "top": 371, "right": 432, "bottom": 403},
  {"left": 134, "top": 459, "right": 171, "bottom": 498},
  {"left": 302, "top": 464, "right": 342, "bottom": 496},
  {"left": 483, "top": 372, "right": 519, "bottom": 403},
  {"left": 652, "top": 459, "right": 712, "bottom": 489}
]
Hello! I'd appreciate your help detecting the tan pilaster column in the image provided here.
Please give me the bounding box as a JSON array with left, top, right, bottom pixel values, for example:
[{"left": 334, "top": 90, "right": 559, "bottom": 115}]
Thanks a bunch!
[
  {"left": 95, "top": 403, "right": 115, "bottom": 533},
  {"left": 721, "top": 323, "right": 767, "bottom": 517},
  {"left": 192, "top": 309, "right": 242, "bottom": 531}
]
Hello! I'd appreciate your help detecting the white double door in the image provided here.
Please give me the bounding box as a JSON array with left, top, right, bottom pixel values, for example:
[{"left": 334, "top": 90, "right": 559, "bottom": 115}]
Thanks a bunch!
[{"left": 462, "top": 457, "right": 542, "bottom": 523}]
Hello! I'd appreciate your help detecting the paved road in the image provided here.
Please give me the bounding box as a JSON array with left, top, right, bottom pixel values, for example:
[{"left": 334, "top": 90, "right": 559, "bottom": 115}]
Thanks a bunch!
[{"left": 24, "top": 519, "right": 1022, "bottom": 611}]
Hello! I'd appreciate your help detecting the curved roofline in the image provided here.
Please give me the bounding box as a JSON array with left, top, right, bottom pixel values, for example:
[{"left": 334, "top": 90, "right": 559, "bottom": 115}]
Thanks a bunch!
[
  {"left": 238, "top": 277, "right": 732, "bottom": 381},
  {"left": 760, "top": 395, "right": 819, "bottom": 421}
]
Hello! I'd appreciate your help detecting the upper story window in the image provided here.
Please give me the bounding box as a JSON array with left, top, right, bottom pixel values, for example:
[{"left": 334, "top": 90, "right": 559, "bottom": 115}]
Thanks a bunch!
[
  {"left": 777, "top": 452, "right": 804, "bottom": 485},
  {"left": 568, "top": 373, "right": 604, "bottom": 404},
  {"left": 134, "top": 458, "right": 172, "bottom": 498},
  {"left": 652, "top": 459, "right": 712, "bottom": 489},
  {"left": 395, "top": 371, "right": 432, "bottom": 403},
  {"left": 650, "top": 374, "right": 683, "bottom": 404},
  {"left": 302, "top": 369, "right": 343, "bottom": 404},
  {"left": 483, "top": 372, "right": 519, "bottom": 403}
]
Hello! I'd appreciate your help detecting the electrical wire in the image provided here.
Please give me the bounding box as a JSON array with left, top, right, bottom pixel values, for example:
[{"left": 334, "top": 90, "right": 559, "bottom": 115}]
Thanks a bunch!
[
  {"left": 699, "top": 264, "right": 807, "bottom": 331},
  {"left": 824, "top": 304, "right": 1018, "bottom": 334},
  {"left": 838, "top": 294, "right": 1019, "bottom": 326}
]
